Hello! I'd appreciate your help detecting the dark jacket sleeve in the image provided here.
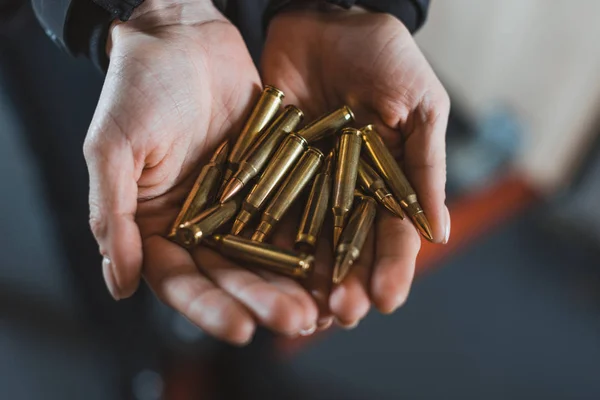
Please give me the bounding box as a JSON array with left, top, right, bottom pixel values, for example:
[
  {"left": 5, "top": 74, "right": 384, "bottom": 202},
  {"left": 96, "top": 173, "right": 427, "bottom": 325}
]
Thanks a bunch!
[
  {"left": 264, "top": 0, "right": 430, "bottom": 34},
  {"left": 31, "top": 0, "right": 229, "bottom": 72}
]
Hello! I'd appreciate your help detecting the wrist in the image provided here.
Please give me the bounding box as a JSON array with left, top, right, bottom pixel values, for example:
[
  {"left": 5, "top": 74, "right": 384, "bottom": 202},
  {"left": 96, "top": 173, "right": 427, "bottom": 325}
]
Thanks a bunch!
[{"left": 107, "top": 0, "right": 226, "bottom": 56}]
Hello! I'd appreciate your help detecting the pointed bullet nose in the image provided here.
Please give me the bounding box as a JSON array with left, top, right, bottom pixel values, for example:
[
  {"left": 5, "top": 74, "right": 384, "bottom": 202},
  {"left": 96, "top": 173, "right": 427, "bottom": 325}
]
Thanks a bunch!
[
  {"left": 231, "top": 219, "right": 246, "bottom": 235},
  {"left": 333, "top": 226, "right": 343, "bottom": 250},
  {"left": 332, "top": 254, "right": 353, "bottom": 284},
  {"left": 383, "top": 196, "right": 405, "bottom": 219},
  {"left": 412, "top": 213, "right": 433, "bottom": 242},
  {"left": 251, "top": 231, "right": 267, "bottom": 243},
  {"left": 220, "top": 178, "right": 244, "bottom": 204}
]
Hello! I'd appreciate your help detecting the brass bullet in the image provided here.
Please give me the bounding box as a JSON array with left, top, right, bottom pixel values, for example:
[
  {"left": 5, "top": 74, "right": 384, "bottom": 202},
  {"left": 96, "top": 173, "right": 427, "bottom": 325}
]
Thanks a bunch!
[
  {"left": 360, "top": 124, "right": 433, "bottom": 242},
  {"left": 332, "top": 128, "right": 363, "bottom": 248},
  {"left": 332, "top": 195, "right": 377, "bottom": 284},
  {"left": 231, "top": 134, "right": 308, "bottom": 235},
  {"left": 167, "top": 140, "right": 229, "bottom": 239},
  {"left": 175, "top": 198, "right": 241, "bottom": 248},
  {"left": 221, "top": 85, "right": 285, "bottom": 193},
  {"left": 296, "top": 105, "right": 355, "bottom": 143},
  {"left": 220, "top": 105, "right": 304, "bottom": 203},
  {"left": 206, "top": 234, "right": 314, "bottom": 279},
  {"left": 252, "top": 148, "right": 324, "bottom": 242},
  {"left": 357, "top": 159, "right": 405, "bottom": 219},
  {"left": 294, "top": 150, "right": 334, "bottom": 253}
]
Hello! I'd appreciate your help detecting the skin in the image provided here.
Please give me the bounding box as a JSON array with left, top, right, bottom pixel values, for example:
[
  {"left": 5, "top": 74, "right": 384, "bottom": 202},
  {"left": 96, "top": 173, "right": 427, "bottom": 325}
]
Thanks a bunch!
[
  {"left": 262, "top": 7, "right": 451, "bottom": 328},
  {"left": 83, "top": 0, "right": 450, "bottom": 344}
]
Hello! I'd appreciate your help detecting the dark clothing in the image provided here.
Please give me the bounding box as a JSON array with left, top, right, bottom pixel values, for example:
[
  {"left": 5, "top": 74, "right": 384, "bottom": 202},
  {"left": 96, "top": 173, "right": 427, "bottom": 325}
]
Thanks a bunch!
[{"left": 31, "top": 0, "right": 429, "bottom": 72}]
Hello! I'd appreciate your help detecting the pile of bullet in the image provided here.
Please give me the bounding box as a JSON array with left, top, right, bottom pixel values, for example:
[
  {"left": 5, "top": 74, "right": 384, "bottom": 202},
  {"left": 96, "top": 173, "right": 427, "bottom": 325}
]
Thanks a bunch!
[{"left": 168, "top": 85, "right": 433, "bottom": 284}]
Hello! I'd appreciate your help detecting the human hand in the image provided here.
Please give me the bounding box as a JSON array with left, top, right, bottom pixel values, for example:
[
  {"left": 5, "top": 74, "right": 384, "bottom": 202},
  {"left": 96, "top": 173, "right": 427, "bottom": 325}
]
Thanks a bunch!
[
  {"left": 83, "top": 0, "right": 318, "bottom": 345},
  {"left": 262, "top": 7, "right": 451, "bottom": 328}
]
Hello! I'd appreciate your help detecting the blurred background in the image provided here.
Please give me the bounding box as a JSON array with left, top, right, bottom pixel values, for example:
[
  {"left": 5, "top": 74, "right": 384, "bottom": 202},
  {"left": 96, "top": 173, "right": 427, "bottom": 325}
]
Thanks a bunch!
[{"left": 1, "top": 0, "right": 600, "bottom": 399}]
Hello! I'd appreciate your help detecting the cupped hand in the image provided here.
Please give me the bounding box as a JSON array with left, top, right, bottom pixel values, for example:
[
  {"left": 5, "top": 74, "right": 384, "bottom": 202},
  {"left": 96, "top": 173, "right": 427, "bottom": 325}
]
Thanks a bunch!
[
  {"left": 261, "top": 7, "right": 451, "bottom": 327},
  {"left": 83, "top": 0, "right": 318, "bottom": 345}
]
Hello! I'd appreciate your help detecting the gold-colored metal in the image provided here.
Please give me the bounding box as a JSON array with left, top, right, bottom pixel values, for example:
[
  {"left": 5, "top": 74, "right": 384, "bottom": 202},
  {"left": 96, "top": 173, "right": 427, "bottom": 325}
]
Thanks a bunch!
[
  {"left": 207, "top": 234, "right": 314, "bottom": 279},
  {"left": 175, "top": 198, "right": 241, "bottom": 248},
  {"left": 332, "top": 195, "right": 377, "bottom": 284},
  {"left": 167, "top": 141, "right": 229, "bottom": 239},
  {"left": 360, "top": 124, "right": 433, "bottom": 241},
  {"left": 221, "top": 85, "right": 285, "bottom": 193},
  {"left": 296, "top": 105, "right": 355, "bottom": 143},
  {"left": 357, "top": 159, "right": 405, "bottom": 219},
  {"left": 220, "top": 105, "right": 304, "bottom": 203},
  {"left": 231, "top": 134, "right": 308, "bottom": 235},
  {"left": 294, "top": 150, "right": 334, "bottom": 253},
  {"left": 252, "top": 148, "right": 324, "bottom": 242},
  {"left": 332, "top": 128, "right": 362, "bottom": 248}
]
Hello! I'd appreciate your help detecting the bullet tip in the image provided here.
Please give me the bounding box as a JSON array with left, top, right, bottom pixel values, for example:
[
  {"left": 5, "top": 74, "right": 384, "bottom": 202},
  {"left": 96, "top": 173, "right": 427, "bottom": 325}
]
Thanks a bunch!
[
  {"left": 251, "top": 231, "right": 267, "bottom": 243},
  {"left": 231, "top": 219, "right": 246, "bottom": 236},
  {"left": 383, "top": 196, "right": 405, "bottom": 219},
  {"left": 333, "top": 226, "right": 343, "bottom": 250},
  {"left": 412, "top": 213, "right": 433, "bottom": 242},
  {"left": 220, "top": 178, "right": 244, "bottom": 204},
  {"left": 332, "top": 254, "right": 353, "bottom": 284}
]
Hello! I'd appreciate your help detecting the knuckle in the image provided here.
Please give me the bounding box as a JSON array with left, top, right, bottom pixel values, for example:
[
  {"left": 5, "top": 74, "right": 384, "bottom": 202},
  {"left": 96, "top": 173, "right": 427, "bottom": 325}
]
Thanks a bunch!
[
  {"left": 88, "top": 210, "right": 107, "bottom": 240},
  {"left": 83, "top": 135, "right": 104, "bottom": 162}
]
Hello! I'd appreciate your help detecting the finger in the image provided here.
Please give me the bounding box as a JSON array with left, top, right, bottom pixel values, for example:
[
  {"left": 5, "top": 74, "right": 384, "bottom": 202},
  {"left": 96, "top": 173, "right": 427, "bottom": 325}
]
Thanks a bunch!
[
  {"left": 192, "top": 246, "right": 310, "bottom": 336},
  {"left": 371, "top": 211, "right": 421, "bottom": 314},
  {"left": 329, "top": 226, "right": 375, "bottom": 328},
  {"left": 263, "top": 210, "right": 320, "bottom": 334},
  {"left": 84, "top": 130, "right": 142, "bottom": 300},
  {"left": 302, "top": 232, "right": 334, "bottom": 331},
  {"left": 403, "top": 88, "right": 451, "bottom": 243},
  {"left": 143, "top": 236, "right": 255, "bottom": 345}
]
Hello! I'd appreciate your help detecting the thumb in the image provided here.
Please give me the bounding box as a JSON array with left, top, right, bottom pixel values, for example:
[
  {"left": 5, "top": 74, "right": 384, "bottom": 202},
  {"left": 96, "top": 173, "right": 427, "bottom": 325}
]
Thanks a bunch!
[{"left": 84, "top": 131, "right": 143, "bottom": 300}]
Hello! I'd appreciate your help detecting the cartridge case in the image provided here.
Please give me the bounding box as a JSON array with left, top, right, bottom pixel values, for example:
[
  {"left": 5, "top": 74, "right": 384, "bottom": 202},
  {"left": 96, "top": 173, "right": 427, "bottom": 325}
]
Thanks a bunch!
[
  {"left": 333, "top": 195, "right": 377, "bottom": 284},
  {"left": 221, "top": 85, "right": 285, "bottom": 190},
  {"left": 207, "top": 235, "right": 314, "bottom": 279},
  {"left": 295, "top": 150, "right": 334, "bottom": 253},
  {"left": 360, "top": 125, "right": 432, "bottom": 240},
  {"left": 296, "top": 105, "right": 354, "bottom": 143},
  {"left": 168, "top": 140, "right": 229, "bottom": 239},
  {"left": 252, "top": 148, "right": 324, "bottom": 242},
  {"left": 357, "top": 159, "right": 405, "bottom": 218},
  {"left": 332, "top": 128, "right": 363, "bottom": 247},
  {"left": 220, "top": 105, "right": 304, "bottom": 203},
  {"left": 231, "top": 134, "right": 308, "bottom": 235},
  {"left": 175, "top": 198, "right": 241, "bottom": 248}
]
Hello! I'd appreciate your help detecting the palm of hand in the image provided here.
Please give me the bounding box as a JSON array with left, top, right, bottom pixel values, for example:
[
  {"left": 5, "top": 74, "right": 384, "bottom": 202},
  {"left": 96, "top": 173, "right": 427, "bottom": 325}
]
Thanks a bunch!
[
  {"left": 85, "top": 20, "right": 319, "bottom": 344},
  {"left": 261, "top": 10, "right": 450, "bottom": 325}
]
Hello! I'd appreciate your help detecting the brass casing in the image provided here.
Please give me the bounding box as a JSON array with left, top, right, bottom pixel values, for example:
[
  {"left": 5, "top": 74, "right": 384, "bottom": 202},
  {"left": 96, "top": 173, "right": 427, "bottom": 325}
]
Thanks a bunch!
[
  {"left": 232, "top": 133, "right": 309, "bottom": 233},
  {"left": 332, "top": 128, "right": 363, "bottom": 234},
  {"left": 296, "top": 105, "right": 354, "bottom": 143},
  {"left": 357, "top": 158, "right": 404, "bottom": 218},
  {"left": 333, "top": 196, "right": 377, "bottom": 283},
  {"left": 360, "top": 124, "right": 416, "bottom": 208},
  {"left": 208, "top": 235, "right": 314, "bottom": 279},
  {"left": 168, "top": 140, "right": 229, "bottom": 238},
  {"left": 175, "top": 198, "right": 241, "bottom": 248},
  {"left": 232, "top": 105, "right": 304, "bottom": 190},
  {"left": 228, "top": 85, "right": 284, "bottom": 167},
  {"left": 295, "top": 151, "right": 334, "bottom": 253},
  {"left": 360, "top": 125, "right": 433, "bottom": 240},
  {"left": 253, "top": 148, "right": 324, "bottom": 242}
]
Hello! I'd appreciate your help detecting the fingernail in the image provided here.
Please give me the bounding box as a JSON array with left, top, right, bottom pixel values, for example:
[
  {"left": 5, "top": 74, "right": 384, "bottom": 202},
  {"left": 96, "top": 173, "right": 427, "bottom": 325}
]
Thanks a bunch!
[
  {"left": 299, "top": 324, "right": 317, "bottom": 336},
  {"left": 443, "top": 207, "right": 451, "bottom": 245},
  {"left": 335, "top": 318, "right": 359, "bottom": 330},
  {"left": 102, "top": 256, "right": 121, "bottom": 301},
  {"left": 317, "top": 317, "right": 333, "bottom": 331}
]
